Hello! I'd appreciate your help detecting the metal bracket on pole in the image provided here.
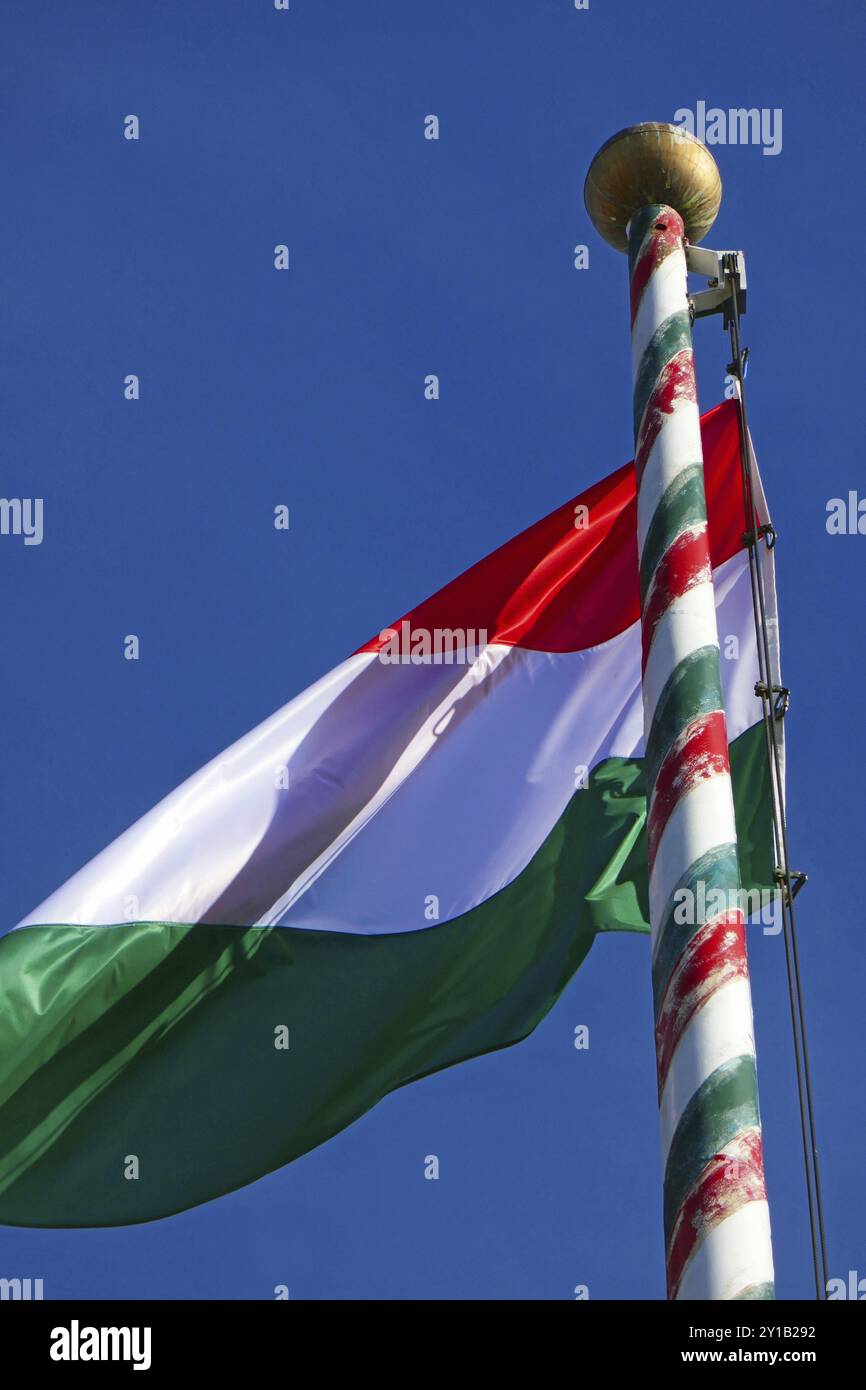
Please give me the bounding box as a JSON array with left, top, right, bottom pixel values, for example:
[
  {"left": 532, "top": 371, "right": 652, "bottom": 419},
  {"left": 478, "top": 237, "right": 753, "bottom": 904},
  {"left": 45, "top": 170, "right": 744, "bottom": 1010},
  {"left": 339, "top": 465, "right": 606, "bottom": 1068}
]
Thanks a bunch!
[{"left": 686, "top": 246, "right": 747, "bottom": 327}]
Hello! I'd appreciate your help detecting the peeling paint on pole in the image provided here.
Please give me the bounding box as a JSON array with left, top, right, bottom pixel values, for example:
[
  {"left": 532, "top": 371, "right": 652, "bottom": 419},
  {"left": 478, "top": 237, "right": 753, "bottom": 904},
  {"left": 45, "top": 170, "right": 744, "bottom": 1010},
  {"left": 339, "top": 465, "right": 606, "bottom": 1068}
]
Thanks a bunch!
[{"left": 628, "top": 203, "right": 774, "bottom": 1301}]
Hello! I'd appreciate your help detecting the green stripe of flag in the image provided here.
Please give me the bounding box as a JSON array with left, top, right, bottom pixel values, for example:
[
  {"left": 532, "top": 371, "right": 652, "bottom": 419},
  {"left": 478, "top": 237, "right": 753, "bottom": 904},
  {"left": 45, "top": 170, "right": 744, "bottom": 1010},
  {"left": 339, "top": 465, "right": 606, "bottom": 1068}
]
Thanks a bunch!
[{"left": 0, "top": 724, "right": 773, "bottom": 1227}]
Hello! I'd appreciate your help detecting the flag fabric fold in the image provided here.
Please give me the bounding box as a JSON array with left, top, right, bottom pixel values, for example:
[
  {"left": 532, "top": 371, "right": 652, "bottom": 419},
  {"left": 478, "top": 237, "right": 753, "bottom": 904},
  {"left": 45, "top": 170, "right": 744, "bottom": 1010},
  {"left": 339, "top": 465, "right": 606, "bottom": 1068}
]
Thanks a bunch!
[{"left": 0, "top": 399, "right": 779, "bottom": 1226}]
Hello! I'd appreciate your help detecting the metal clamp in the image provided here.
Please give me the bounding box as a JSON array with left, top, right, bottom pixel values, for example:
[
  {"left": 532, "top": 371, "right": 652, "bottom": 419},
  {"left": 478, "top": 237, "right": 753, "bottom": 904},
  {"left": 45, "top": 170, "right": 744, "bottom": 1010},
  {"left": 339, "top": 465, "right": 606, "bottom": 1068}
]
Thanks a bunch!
[
  {"left": 755, "top": 681, "right": 790, "bottom": 720},
  {"left": 742, "top": 522, "right": 776, "bottom": 550},
  {"left": 774, "top": 867, "right": 808, "bottom": 905},
  {"left": 726, "top": 347, "right": 749, "bottom": 380}
]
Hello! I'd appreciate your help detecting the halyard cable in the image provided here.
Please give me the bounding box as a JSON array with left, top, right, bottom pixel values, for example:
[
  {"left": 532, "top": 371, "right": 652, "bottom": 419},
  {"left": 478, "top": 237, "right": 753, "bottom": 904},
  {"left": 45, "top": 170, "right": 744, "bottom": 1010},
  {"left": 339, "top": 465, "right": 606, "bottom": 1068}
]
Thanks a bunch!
[
  {"left": 729, "top": 295, "right": 828, "bottom": 1301},
  {"left": 724, "top": 306, "right": 821, "bottom": 1298},
  {"left": 725, "top": 267, "right": 829, "bottom": 1300}
]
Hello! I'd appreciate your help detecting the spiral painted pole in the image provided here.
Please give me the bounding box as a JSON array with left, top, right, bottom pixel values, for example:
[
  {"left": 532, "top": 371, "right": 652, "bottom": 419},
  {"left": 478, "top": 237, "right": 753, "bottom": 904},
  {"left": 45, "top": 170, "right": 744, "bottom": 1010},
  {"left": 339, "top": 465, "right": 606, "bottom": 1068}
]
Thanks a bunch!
[
  {"left": 586, "top": 125, "right": 775, "bottom": 1299},
  {"left": 628, "top": 203, "right": 773, "bottom": 1300}
]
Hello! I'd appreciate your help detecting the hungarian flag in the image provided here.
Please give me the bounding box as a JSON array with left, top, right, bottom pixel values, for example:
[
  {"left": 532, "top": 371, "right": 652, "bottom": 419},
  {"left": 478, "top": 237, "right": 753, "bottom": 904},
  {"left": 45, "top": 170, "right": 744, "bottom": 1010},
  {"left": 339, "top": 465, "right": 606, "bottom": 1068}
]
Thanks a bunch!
[{"left": 0, "top": 399, "right": 778, "bottom": 1227}]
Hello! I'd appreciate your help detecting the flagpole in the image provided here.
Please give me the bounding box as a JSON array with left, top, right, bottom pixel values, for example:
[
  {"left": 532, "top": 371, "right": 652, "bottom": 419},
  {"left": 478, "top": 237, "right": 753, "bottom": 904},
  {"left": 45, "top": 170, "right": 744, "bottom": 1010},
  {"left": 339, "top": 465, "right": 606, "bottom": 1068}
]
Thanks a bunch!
[{"left": 584, "top": 123, "right": 775, "bottom": 1300}]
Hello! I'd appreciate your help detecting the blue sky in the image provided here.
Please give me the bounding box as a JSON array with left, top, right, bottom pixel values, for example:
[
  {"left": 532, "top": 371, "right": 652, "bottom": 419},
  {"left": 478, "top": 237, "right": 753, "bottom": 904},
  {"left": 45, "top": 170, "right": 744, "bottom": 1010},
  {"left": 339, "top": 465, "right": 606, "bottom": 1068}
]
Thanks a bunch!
[{"left": 1, "top": 0, "right": 863, "bottom": 1298}]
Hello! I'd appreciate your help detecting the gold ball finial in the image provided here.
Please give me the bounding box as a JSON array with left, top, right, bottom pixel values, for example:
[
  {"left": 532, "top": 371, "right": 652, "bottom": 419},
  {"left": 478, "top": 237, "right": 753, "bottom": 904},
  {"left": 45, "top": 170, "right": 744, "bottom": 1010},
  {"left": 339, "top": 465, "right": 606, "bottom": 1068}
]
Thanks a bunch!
[{"left": 584, "top": 122, "right": 722, "bottom": 253}]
